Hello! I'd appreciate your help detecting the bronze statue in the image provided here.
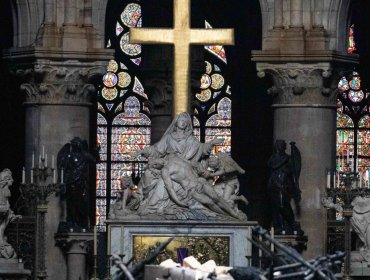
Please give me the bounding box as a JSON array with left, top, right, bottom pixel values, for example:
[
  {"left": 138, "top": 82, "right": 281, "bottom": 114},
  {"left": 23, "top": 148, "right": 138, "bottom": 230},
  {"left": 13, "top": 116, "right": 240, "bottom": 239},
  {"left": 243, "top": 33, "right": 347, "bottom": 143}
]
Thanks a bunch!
[
  {"left": 57, "top": 137, "right": 97, "bottom": 231},
  {"left": 267, "top": 140, "right": 302, "bottom": 234}
]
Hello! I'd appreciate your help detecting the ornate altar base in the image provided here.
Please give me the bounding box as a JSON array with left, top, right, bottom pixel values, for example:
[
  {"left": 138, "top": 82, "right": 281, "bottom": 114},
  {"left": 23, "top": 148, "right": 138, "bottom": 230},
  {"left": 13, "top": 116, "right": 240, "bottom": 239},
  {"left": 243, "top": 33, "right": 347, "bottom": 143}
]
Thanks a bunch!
[{"left": 107, "top": 219, "right": 257, "bottom": 275}]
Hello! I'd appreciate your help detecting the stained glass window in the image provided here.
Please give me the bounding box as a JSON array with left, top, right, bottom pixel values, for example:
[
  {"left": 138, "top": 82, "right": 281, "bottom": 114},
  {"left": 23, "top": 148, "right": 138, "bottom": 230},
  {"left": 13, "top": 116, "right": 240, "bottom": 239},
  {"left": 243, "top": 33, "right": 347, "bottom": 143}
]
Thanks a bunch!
[
  {"left": 336, "top": 72, "right": 370, "bottom": 193},
  {"left": 96, "top": 0, "right": 149, "bottom": 231},
  {"left": 193, "top": 21, "right": 232, "bottom": 154},
  {"left": 347, "top": 24, "right": 356, "bottom": 54}
]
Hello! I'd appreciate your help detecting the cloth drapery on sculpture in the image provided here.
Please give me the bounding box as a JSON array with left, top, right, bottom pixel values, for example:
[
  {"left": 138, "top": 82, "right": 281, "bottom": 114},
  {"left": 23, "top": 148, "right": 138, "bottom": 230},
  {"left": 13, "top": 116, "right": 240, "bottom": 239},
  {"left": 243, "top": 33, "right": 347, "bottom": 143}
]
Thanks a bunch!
[{"left": 110, "top": 112, "right": 248, "bottom": 221}]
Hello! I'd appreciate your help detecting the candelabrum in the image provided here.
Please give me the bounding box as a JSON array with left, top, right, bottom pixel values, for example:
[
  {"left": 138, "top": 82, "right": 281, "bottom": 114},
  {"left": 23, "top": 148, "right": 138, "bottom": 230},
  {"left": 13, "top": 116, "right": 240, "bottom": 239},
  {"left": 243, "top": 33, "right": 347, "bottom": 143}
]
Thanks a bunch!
[
  {"left": 324, "top": 170, "right": 370, "bottom": 280},
  {"left": 20, "top": 147, "right": 62, "bottom": 280}
]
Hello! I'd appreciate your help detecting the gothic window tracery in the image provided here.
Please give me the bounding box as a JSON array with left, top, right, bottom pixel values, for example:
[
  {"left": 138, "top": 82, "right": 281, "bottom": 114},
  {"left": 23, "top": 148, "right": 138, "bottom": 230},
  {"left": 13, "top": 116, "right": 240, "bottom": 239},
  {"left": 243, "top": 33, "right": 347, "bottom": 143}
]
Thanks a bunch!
[
  {"left": 193, "top": 21, "right": 232, "bottom": 154},
  {"left": 336, "top": 72, "right": 370, "bottom": 191},
  {"left": 96, "top": 0, "right": 149, "bottom": 231}
]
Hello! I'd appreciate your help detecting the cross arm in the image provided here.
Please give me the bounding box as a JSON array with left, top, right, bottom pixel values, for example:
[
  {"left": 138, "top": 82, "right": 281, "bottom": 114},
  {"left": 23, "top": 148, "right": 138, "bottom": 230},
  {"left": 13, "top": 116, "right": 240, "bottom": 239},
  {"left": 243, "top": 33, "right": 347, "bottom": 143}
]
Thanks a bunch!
[
  {"left": 130, "top": 28, "right": 174, "bottom": 44},
  {"left": 190, "top": 29, "right": 234, "bottom": 45}
]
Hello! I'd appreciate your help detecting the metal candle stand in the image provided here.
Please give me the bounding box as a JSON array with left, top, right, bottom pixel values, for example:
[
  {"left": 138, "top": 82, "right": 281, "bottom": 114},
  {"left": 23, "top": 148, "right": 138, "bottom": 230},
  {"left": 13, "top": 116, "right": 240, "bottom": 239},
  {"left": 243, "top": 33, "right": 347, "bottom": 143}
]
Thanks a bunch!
[{"left": 20, "top": 149, "right": 61, "bottom": 280}]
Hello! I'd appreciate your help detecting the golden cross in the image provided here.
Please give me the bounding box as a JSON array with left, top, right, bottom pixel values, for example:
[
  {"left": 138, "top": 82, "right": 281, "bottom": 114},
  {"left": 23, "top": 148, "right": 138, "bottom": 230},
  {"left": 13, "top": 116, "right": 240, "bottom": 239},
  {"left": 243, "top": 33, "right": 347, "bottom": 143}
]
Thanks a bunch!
[{"left": 130, "top": 0, "right": 234, "bottom": 115}]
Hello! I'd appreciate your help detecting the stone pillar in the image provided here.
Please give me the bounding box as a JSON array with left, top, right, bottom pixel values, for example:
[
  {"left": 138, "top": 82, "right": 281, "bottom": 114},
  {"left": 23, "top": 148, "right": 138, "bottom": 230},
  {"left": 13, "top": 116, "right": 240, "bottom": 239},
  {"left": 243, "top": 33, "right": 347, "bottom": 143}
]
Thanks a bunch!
[
  {"left": 55, "top": 232, "right": 93, "bottom": 280},
  {"left": 313, "top": 0, "right": 323, "bottom": 29},
  {"left": 3, "top": 46, "right": 112, "bottom": 279},
  {"left": 64, "top": 0, "right": 77, "bottom": 26},
  {"left": 273, "top": 0, "right": 284, "bottom": 29},
  {"left": 13, "top": 58, "right": 108, "bottom": 279},
  {"left": 256, "top": 62, "right": 338, "bottom": 258},
  {"left": 290, "top": 0, "right": 303, "bottom": 28},
  {"left": 83, "top": 0, "right": 93, "bottom": 27},
  {"left": 44, "top": 0, "right": 56, "bottom": 24}
]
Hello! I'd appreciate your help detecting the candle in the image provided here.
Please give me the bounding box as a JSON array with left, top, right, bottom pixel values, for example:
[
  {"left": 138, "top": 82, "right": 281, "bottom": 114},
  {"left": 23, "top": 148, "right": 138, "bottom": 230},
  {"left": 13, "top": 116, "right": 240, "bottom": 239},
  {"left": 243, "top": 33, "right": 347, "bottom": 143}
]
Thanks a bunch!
[
  {"left": 94, "top": 226, "right": 97, "bottom": 256},
  {"left": 32, "top": 153, "right": 35, "bottom": 168},
  {"left": 30, "top": 169, "right": 34, "bottom": 184},
  {"left": 352, "top": 156, "right": 355, "bottom": 172},
  {"left": 39, "top": 155, "right": 41, "bottom": 168},
  {"left": 53, "top": 169, "right": 56, "bottom": 184},
  {"left": 347, "top": 149, "right": 350, "bottom": 163},
  {"left": 356, "top": 157, "right": 359, "bottom": 172},
  {"left": 45, "top": 154, "right": 48, "bottom": 168},
  {"left": 270, "top": 227, "right": 274, "bottom": 251},
  {"left": 52, "top": 155, "right": 55, "bottom": 169},
  {"left": 326, "top": 171, "right": 330, "bottom": 189},
  {"left": 42, "top": 146, "right": 45, "bottom": 159},
  {"left": 342, "top": 156, "right": 345, "bottom": 171},
  {"left": 333, "top": 171, "right": 336, "bottom": 188},
  {"left": 258, "top": 235, "right": 262, "bottom": 257},
  {"left": 107, "top": 226, "right": 111, "bottom": 256},
  {"left": 22, "top": 167, "right": 25, "bottom": 184},
  {"left": 61, "top": 168, "right": 64, "bottom": 184}
]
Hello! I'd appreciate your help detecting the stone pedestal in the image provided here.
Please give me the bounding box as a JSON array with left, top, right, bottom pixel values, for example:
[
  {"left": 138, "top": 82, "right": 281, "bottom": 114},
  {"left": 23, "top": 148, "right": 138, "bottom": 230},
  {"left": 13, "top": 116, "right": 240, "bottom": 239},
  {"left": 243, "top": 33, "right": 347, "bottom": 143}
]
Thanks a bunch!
[
  {"left": 55, "top": 232, "right": 93, "bottom": 280},
  {"left": 107, "top": 219, "right": 257, "bottom": 276},
  {"left": 0, "top": 259, "right": 31, "bottom": 280}
]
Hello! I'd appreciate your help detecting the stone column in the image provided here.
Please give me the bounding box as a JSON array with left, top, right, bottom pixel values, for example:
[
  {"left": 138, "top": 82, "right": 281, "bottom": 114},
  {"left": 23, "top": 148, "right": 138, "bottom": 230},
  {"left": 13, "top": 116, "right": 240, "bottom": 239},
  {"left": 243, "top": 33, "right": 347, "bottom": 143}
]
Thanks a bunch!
[
  {"left": 83, "top": 0, "right": 93, "bottom": 27},
  {"left": 64, "top": 0, "right": 77, "bottom": 26},
  {"left": 8, "top": 54, "right": 111, "bottom": 279},
  {"left": 44, "top": 0, "right": 56, "bottom": 24},
  {"left": 290, "top": 0, "right": 303, "bottom": 28},
  {"left": 274, "top": 0, "right": 284, "bottom": 29},
  {"left": 256, "top": 62, "right": 338, "bottom": 258},
  {"left": 313, "top": 0, "right": 323, "bottom": 29},
  {"left": 55, "top": 232, "right": 93, "bottom": 280}
]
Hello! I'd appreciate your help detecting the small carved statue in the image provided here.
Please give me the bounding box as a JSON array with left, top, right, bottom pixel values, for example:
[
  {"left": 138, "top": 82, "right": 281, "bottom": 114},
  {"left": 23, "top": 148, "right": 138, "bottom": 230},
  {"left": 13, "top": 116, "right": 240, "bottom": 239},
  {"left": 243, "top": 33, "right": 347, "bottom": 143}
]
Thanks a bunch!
[
  {"left": 110, "top": 176, "right": 140, "bottom": 219},
  {"left": 267, "top": 140, "right": 302, "bottom": 234},
  {"left": 57, "top": 137, "right": 98, "bottom": 231},
  {"left": 206, "top": 153, "right": 248, "bottom": 212},
  {"left": 0, "top": 169, "right": 21, "bottom": 259},
  {"left": 351, "top": 196, "right": 370, "bottom": 263}
]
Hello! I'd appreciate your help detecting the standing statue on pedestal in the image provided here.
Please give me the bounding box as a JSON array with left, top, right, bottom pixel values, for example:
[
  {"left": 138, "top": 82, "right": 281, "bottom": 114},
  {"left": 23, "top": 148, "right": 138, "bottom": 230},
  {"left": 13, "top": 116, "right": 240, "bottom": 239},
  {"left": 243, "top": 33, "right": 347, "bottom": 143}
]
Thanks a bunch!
[
  {"left": 267, "top": 140, "right": 302, "bottom": 234},
  {"left": 0, "top": 169, "right": 21, "bottom": 259},
  {"left": 57, "top": 137, "right": 97, "bottom": 231},
  {"left": 113, "top": 112, "right": 247, "bottom": 221},
  {"left": 351, "top": 196, "right": 370, "bottom": 264}
]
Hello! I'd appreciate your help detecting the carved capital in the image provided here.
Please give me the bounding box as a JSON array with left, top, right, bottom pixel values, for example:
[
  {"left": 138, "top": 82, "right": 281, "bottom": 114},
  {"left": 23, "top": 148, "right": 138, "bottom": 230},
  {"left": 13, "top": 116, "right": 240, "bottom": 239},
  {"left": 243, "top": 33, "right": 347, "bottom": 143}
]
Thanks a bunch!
[
  {"left": 55, "top": 232, "right": 93, "bottom": 255},
  {"left": 18, "top": 60, "right": 107, "bottom": 105},
  {"left": 256, "top": 62, "right": 338, "bottom": 106}
]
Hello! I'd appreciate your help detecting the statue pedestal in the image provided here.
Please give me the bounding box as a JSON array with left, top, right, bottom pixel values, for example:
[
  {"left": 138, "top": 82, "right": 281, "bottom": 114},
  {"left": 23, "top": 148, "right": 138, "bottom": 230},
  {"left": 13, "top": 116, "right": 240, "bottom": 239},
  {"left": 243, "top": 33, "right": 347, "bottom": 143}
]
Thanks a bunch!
[
  {"left": 107, "top": 219, "right": 257, "bottom": 276},
  {"left": 55, "top": 232, "right": 93, "bottom": 280},
  {"left": 0, "top": 259, "right": 31, "bottom": 280}
]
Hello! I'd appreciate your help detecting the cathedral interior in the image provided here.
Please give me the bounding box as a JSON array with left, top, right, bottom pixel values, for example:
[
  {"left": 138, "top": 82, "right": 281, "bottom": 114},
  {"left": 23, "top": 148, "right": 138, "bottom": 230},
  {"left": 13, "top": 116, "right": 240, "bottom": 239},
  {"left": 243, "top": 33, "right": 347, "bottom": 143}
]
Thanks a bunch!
[{"left": 1, "top": 0, "right": 370, "bottom": 279}]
